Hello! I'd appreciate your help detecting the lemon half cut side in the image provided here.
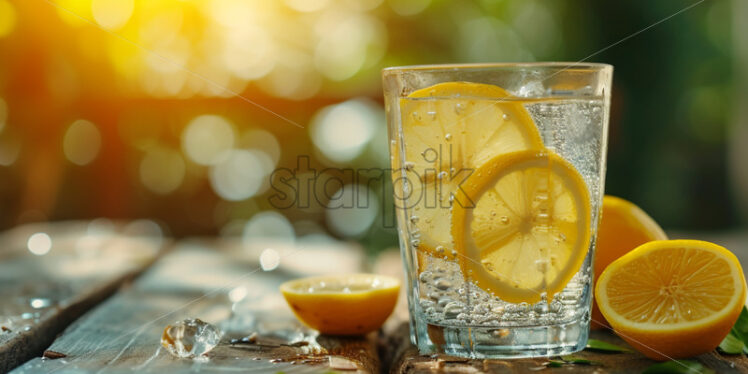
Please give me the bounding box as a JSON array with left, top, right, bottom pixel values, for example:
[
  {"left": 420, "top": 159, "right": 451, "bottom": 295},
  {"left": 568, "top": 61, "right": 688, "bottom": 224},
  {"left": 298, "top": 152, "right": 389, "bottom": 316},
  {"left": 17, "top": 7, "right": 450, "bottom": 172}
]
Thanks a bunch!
[{"left": 281, "top": 274, "right": 400, "bottom": 336}]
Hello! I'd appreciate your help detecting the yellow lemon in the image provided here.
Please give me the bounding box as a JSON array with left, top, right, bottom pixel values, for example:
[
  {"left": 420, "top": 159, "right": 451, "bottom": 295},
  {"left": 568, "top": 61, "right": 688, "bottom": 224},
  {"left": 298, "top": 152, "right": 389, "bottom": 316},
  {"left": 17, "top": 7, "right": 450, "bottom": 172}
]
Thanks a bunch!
[
  {"left": 280, "top": 274, "right": 400, "bottom": 336},
  {"left": 451, "top": 149, "right": 591, "bottom": 304},
  {"left": 595, "top": 240, "right": 746, "bottom": 360},
  {"left": 591, "top": 195, "right": 667, "bottom": 330},
  {"left": 400, "top": 82, "right": 543, "bottom": 260}
]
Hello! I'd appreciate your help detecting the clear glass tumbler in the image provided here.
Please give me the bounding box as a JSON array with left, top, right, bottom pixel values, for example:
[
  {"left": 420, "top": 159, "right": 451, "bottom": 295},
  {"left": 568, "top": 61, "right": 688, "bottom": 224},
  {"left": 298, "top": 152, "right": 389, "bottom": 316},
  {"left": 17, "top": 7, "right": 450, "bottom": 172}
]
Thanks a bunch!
[{"left": 383, "top": 63, "right": 613, "bottom": 358}]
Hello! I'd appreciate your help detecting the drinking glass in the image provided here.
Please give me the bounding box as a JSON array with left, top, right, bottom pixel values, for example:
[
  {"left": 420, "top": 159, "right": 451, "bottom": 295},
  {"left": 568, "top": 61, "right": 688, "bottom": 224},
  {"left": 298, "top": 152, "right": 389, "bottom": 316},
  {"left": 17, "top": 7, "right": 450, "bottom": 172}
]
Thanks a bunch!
[{"left": 382, "top": 63, "right": 613, "bottom": 358}]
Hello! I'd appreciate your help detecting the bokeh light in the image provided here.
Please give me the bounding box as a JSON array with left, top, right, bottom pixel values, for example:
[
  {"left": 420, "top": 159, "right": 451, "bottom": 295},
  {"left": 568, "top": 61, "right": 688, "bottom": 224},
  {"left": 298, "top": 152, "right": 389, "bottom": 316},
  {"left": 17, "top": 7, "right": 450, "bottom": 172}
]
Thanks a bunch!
[
  {"left": 123, "top": 219, "right": 164, "bottom": 238},
  {"left": 285, "top": 0, "right": 331, "bottom": 13},
  {"left": 63, "top": 119, "right": 102, "bottom": 166},
  {"left": 139, "top": 146, "right": 186, "bottom": 194},
  {"left": 0, "top": 131, "right": 20, "bottom": 166},
  {"left": 0, "top": 0, "right": 17, "bottom": 38},
  {"left": 30, "top": 298, "right": 51, "bottom": 309},
  {"left": 388, "top": 0, "right": 431, "bottom": 16},
  {"left": 228, "top": 286, "right": 247, "bottom": 303},
  {"left": 239, "top": 129, "right": 281, "bottom": 166},
  {"left": 314, "top": 13, "right": 386, "bottom": 81},
  {"left": 91, "top": 0, "right": 134, "bottom": 30},
  {"left": 259, "top": 248, "right": 280, "bottom": 271},
  {"left": 325, "top": 184, "right": 379, "bottom": 238},
  {"left": 27, "top": 232, "right": 52, "bottom": 256},
  {"left": 0, "top": 0, "right": 739, "bottom": 241},
  {"left": 243, "top": 211, "right": 295, "bottom": 245},
  {"left": 507, "top": 0, "right": 560, "bottom": 59},
  {"left": 182, "top": 115, "right": 235, "bottom": 166},
  {"left": 221, "top": 26, "right": 275, "bottom": 80},
  {"left": 459, "top": 16, "right": 533, "bottom": 62},
  {"left": 209, "top": 149, "right": 265, "bottom": 201},
  {"left": 311, "top": 99, "right": 379, "bottom": 164}
]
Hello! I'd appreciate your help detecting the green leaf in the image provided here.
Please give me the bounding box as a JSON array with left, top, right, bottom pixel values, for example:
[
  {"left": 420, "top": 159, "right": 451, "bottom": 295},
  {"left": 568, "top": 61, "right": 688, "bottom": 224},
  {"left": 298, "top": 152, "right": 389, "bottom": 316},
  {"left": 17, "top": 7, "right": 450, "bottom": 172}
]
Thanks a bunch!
[
  {"left": 585, "top": 338, "right": 632, "bottom": 353},
  {"left": 560, "top": 355, "right": 600, "bottom": 365},
  {"left": 718, "top": 331, "right": 745, "bottom": 354},
  {"left": 545, "top": 360, "right": 565, "bottom": 367},
  {"left": 642, "top": 360, "right": 714, "bottom": 374},
  {"left": 729, "top": 306, "right": 748, "bottom": 347}
]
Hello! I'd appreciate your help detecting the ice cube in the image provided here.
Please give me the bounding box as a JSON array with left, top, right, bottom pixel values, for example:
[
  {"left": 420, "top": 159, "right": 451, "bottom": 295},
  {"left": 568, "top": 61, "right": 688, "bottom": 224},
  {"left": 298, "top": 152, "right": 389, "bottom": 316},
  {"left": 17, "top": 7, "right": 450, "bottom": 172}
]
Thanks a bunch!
[
  {"left": 516, "top": 81, "right": 546, "bottom": 98},
  {"left": 161, "top": 318, "right": 223, "bottom": 358}
]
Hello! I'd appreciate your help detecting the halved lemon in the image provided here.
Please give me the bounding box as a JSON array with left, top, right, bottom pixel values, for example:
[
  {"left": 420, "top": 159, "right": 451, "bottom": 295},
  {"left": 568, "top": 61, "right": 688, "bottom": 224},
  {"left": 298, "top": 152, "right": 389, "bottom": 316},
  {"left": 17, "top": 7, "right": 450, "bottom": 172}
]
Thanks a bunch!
[
  {"left": 591, "top": 195, "right": 668, "bottom": 330},
  {"left": 595, "top": 240, "right": 746, "bottom": 360},
  {"left": 451, "top": 150, "right": 591, "bottom": 304},
  {"left": 280, "top": 274, "right": 400, "bottom": 336},
  {"left": 401, "top": 82, "right": 544, "bottom": 260}
]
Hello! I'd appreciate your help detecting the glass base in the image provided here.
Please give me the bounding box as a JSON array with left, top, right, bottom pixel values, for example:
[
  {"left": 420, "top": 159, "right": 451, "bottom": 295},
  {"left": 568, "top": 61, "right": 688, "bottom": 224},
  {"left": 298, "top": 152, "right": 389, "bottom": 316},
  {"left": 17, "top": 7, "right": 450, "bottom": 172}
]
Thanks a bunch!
[{"left": 413, "top": 319, "right": 589, "bottom": 359}]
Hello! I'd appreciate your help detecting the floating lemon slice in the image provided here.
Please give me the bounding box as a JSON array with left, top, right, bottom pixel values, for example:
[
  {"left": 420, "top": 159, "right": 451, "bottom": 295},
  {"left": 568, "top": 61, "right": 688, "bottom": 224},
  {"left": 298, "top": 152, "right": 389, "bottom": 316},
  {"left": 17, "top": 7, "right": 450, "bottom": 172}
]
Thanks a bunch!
[
  {"left": 400, "top": 82, "right": 543, "bottom": 260},
  {"left": 450, "top": 150, "right": 591, "bottom": 304},
  {"left": 591, "top": 195, "right": 667, "bottom": 330},
  {"left": 401, "top": 82, "right": 543, "bottom": 181},
  {"left": 595, "top": 240, "right": 746, "bottom": 360},
  {"left": 280, "top": 274, "right": 400, "bottom": 336}
]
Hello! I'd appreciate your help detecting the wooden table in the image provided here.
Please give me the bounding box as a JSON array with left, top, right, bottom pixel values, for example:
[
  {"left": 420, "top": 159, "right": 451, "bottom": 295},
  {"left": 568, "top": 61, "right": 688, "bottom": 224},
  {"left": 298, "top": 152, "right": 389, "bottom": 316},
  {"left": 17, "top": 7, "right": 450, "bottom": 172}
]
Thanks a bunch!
[{"left": 2, "top": 222, "right": 748, "bottom": 373}]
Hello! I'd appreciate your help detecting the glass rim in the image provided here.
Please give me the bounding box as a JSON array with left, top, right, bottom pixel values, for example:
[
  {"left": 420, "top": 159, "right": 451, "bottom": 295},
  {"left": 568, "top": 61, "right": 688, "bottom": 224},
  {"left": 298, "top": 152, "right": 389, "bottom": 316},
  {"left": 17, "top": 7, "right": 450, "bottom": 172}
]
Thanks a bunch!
[{"left": 382, "top": 62, "right": 613, "bottom": 75}]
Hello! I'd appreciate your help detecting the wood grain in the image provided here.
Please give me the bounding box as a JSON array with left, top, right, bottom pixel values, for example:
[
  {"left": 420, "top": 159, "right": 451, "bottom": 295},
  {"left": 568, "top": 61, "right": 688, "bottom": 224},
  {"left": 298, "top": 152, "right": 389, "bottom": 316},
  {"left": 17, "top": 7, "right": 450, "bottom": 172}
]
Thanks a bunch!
[
  {"left": 12, "top": 238, "right": 379, "bottom": 373},
  {"left": 0, "top": 221, "right": 164, "bottom": 373}
]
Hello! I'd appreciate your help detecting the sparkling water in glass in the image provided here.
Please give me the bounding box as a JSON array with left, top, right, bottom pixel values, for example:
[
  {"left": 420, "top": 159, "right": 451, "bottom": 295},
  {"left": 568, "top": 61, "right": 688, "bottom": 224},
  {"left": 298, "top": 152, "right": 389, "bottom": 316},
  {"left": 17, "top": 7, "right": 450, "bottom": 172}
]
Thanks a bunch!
[{"left": 383, "top": 63, "right": 613, "bottom": 358}]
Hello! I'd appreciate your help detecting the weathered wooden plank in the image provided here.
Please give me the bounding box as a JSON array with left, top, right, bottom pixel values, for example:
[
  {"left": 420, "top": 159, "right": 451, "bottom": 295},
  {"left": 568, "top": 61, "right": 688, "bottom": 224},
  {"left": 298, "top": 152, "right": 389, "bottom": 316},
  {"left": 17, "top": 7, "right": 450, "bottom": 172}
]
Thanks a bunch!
[
  {"left": 384, "top": 323, "right": 748, "bottom": 373},
  {"left": 13, "top": 238, "right": 379, "bottom": 373},
  {"left": 0, "top": 221, "right": 164, "bottom": 373}
]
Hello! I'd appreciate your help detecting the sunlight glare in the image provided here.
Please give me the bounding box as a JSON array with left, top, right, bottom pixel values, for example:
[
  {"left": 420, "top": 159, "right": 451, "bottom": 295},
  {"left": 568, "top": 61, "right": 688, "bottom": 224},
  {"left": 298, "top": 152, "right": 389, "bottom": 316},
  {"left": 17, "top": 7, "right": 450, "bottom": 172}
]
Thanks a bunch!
[{"left": 92, "top": 0, "right": 135, "bottom": 30}]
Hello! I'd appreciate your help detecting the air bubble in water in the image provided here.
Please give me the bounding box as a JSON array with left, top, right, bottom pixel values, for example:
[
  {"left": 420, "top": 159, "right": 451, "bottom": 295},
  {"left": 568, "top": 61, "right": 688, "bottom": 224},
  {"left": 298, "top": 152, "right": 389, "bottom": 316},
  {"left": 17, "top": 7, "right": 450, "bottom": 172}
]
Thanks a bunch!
[
  {"left": 444, "top": 133, "right": 452, "bottom": 141},
  {"left": 435, "top": 279, "right": 452, "bottom": 290},
  {"left": 418, "top": 271, "right": 432, "bottom": 283},
  {"left": 481, "top": 259, "right": 494, "bottom": 272},
  {"left": 535, "top": 303, "right": 550, "bottom": 314},
  {"left": 454, "top": 103, "right": 464, "bottom": 114},
  {"left": 500, "top": 216, "right": 509, "bottom": 224},
  {"left": 443, "top": 302, "right": 464, "bottom": 318},
  {"left": 435, "top": 297, "right": 449, "bottom": 309},
  {"left": 420, "top": 299, "right": 435, "bottom": 309}
]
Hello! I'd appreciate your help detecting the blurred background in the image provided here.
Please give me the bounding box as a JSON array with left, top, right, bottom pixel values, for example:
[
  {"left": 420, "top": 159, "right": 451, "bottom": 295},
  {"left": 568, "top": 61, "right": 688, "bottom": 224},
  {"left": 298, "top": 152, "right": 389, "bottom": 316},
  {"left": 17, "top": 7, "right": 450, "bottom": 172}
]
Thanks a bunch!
[{"left": 0, "top": 0, "right": 745, "bottom": 255}]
